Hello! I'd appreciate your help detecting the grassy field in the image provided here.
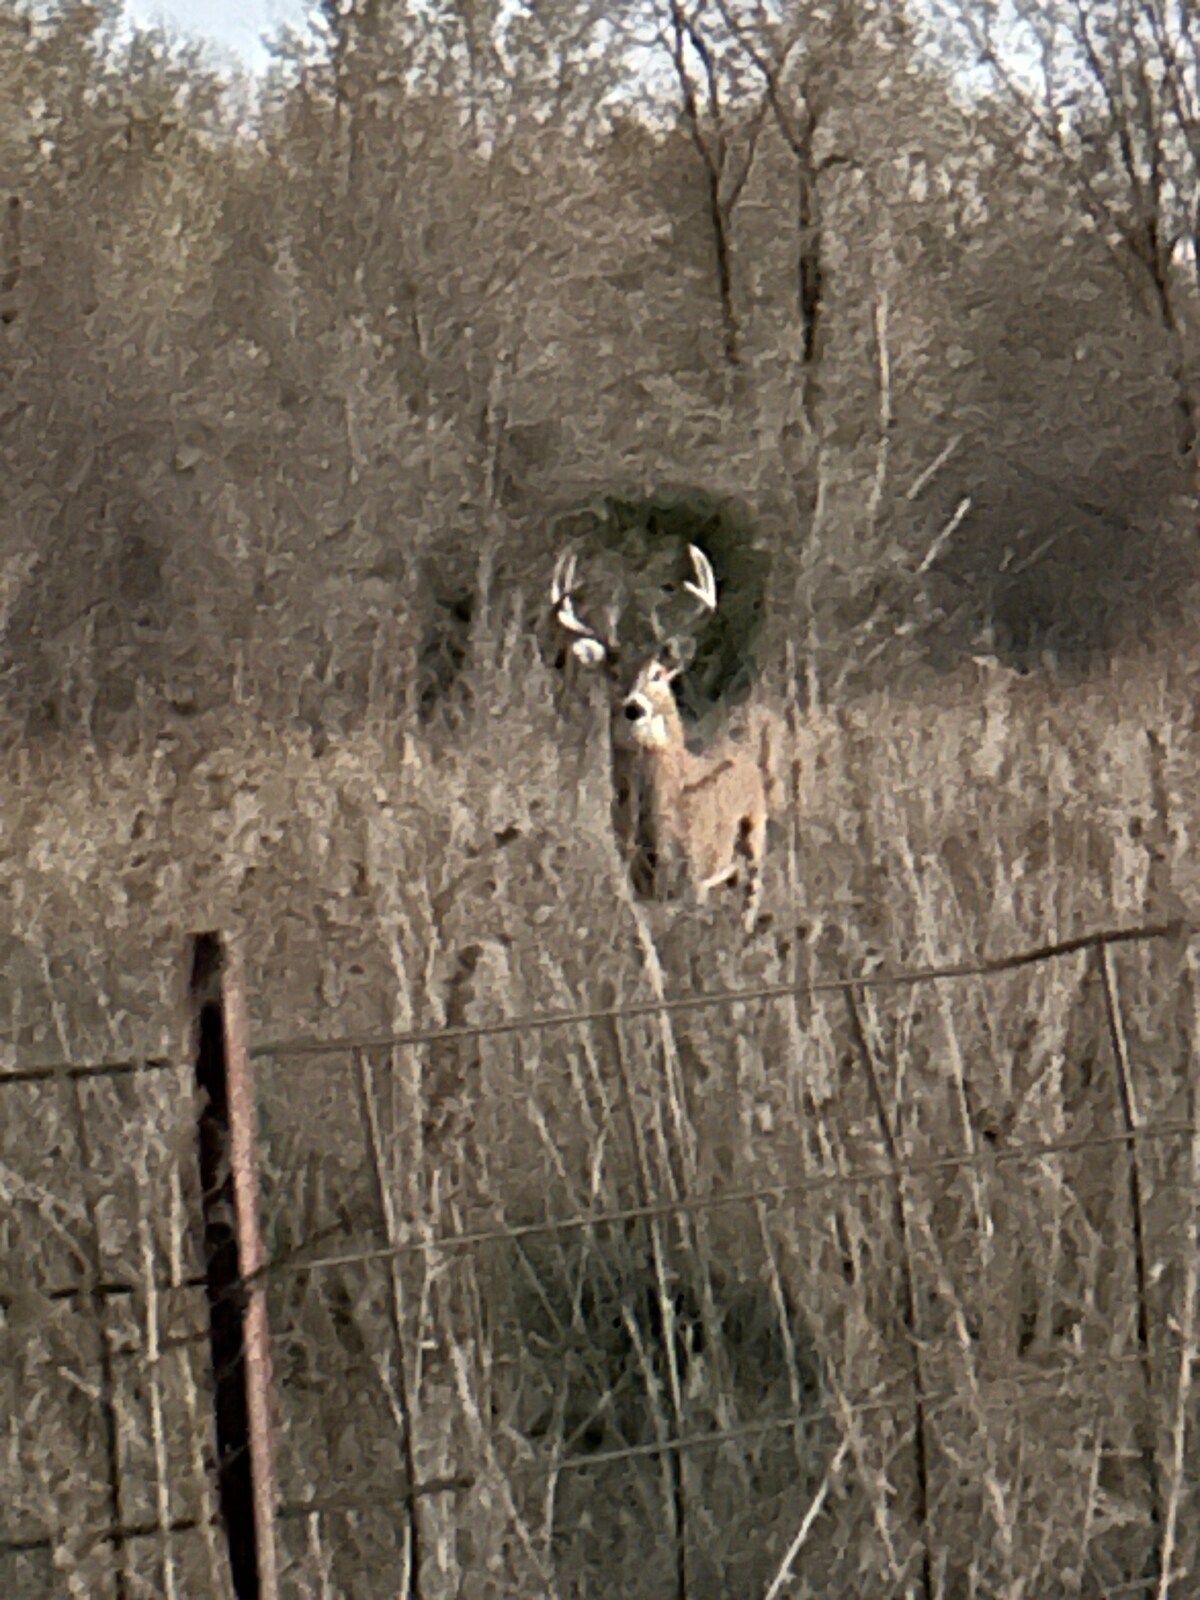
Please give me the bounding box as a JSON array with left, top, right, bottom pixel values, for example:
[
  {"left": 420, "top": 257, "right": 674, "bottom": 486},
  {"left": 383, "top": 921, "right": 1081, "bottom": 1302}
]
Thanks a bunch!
[{"left": 3, "top": 635, "right": 1200, "bottom": 1597}]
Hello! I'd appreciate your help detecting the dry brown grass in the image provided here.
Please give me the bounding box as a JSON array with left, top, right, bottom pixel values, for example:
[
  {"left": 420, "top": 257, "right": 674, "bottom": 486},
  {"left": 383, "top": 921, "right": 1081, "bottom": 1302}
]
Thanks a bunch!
[{"left": 4, "top": 635, "right": 1200, "bottom": 1597}]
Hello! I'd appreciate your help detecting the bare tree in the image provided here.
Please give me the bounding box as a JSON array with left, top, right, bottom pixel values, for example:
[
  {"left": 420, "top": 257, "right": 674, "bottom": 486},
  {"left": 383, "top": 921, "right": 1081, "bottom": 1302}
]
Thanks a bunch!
[
  {"left": 945, "top": 0, "right": 1200, "bottom": 458},
  {"left": 642, "top": 0, "right": 770, "bottom": 369},
  {"left": 710, "top": 0, "right": 871, "bottom": 415}
]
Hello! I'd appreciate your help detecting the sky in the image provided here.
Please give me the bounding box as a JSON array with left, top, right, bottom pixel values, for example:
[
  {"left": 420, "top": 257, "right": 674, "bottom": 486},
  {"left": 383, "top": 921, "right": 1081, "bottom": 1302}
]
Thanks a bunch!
[{"left": 123, "top": 0, "right": 311, "bottom": 74}]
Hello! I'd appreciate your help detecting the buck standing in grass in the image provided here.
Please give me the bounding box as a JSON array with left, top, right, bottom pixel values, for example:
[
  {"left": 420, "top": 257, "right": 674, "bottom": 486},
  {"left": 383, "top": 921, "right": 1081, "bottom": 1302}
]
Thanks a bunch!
[{"left": 552, "top": 544, "right": 772, "bottom": 932}]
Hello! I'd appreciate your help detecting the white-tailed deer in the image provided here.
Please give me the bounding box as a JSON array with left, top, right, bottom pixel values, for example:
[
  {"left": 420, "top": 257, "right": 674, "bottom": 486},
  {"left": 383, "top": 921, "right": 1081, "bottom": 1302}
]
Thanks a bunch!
[{"left": 551, "top": 544, "right": 773, "bottom": 932}]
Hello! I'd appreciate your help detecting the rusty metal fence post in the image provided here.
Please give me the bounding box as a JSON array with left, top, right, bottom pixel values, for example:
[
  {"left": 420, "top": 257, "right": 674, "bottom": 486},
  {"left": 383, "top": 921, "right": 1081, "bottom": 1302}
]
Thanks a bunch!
[{"left": 190, "top": 933, "right": 279, "bottom": 1600}]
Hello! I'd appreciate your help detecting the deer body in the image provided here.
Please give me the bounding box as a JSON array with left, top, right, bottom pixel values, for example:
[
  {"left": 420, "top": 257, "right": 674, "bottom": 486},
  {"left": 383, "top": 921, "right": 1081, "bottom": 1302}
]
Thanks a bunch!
[
  {"left": 624, "top": 658, "right": 769, "bottom": 929},
  {"left": 553, "top": 546, "right": 773, "bottom": 932}
]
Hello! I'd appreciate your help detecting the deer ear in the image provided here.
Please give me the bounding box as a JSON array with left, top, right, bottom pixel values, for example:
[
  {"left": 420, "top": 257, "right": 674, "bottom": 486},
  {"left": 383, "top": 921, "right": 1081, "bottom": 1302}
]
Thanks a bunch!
[{"left": 660, "top": 637, "right": 691, "bottom": 678}]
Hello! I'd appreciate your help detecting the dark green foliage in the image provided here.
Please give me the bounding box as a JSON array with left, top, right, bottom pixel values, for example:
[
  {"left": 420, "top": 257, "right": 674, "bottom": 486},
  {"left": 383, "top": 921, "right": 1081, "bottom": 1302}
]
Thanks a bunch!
[{"left": 552, "top": 489, "right": 771, "bottom": 713}]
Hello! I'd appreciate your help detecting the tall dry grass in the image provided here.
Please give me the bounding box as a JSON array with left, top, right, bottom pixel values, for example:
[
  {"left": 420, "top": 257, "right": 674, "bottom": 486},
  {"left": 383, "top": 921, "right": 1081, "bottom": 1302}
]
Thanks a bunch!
[{"left": 3, "top": 634, "right": 1200, "bottom": 1597}]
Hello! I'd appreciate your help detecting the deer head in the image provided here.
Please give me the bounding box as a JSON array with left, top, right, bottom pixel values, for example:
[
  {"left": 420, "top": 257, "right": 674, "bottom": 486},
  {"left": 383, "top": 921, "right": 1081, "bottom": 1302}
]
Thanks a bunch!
[{"left": 550, "top": 542, "right": 717, "bottom": 685}]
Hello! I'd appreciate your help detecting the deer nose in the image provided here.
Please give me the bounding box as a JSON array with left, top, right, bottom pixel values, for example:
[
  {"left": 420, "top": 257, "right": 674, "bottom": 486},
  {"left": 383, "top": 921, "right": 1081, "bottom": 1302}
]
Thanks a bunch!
[{"left": 624, "top": 697, "right": 647, "bottom": 722}]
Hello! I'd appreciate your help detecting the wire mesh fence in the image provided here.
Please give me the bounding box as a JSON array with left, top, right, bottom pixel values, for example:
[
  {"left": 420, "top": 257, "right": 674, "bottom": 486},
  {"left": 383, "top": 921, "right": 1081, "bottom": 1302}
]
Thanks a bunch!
[{"left": 3, "top": 918, "right": 1199, "bottom": 1599}]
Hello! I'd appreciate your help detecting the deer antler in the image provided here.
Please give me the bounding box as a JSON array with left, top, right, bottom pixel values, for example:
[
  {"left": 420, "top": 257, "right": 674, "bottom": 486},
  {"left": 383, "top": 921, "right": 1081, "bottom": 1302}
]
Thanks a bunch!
[
  {"left": 551, "top": 549, "right": 616, "bottom": 668},
  {"left": 553, "top": 544, "right": 716, "bottom": 671},
  {"left": 650, "top": 543, "right": 718, "bottom": 674},
  {"left": 682, "top": 543, "right": 717, "bottom": 614}
]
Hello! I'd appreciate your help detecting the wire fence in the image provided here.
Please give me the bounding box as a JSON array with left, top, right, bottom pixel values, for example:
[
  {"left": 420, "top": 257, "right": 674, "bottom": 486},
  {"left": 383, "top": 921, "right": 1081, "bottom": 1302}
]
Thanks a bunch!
[{"left": 3, "top": 916, "right": 1198, "bottom": 1600}]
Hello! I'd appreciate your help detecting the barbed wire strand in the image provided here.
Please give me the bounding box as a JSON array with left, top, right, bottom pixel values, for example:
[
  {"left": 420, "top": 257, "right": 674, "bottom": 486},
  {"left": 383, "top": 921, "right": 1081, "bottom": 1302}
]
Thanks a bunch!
[
  {"left": 31, "top": 1115, "right": 1196, "bottom": 1309},
  {"left": 250, "top": 916, "right": 1187, "bottom": 1063},
  {"left": 4, "top": 915, "right": 1193, "bottom": 1595},
  {"left": 3, "top": 1338, "right": 1183, "bottom": 1564},
  {"left": 1, "top": 918, "right": 1185, "bottom": 1087},
  {"left": 253, "top": 1117, "right": 1195, "bottom": 1287}
]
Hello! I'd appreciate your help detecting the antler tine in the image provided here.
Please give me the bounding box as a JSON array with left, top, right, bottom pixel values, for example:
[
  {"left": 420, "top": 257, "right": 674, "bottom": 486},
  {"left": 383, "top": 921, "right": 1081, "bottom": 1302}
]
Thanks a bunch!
[
  {"left": 683, "top": 543, "right": 717, "bottom": 613},
  {"left": 550, "top": 550, "right": 587, "bottom": 634},
  {"left": 550, "top": 549, "right": 577, "bottom": 607},
  {"left": 647, "top": 545, "right": 717, "bottom": 676},
  {"left": 550, "top": 547, "right": 614, "bottom": 665},
  {"left": 557, "top": 596, "right": 596, "bottom": 637}
]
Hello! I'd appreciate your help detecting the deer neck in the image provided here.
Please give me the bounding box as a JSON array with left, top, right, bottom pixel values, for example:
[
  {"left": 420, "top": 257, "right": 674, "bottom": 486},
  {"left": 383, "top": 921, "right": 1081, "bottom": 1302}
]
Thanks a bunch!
[{"left": 640, "top": 732, "right": 697, "bottom": 813}]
